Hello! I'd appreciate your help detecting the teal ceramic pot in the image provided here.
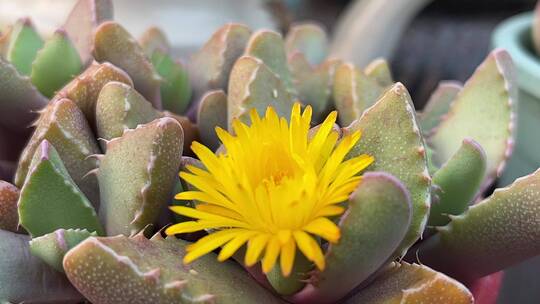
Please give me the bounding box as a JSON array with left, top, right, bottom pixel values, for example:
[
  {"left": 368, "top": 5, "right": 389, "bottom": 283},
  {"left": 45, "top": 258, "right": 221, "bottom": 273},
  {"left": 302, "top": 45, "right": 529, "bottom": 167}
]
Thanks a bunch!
[
  {"left": 492, "top": 12, "right": 540, "bottom": 186},
  {"left": 492, "top": 12, "right": 540, "bottom": 304}
]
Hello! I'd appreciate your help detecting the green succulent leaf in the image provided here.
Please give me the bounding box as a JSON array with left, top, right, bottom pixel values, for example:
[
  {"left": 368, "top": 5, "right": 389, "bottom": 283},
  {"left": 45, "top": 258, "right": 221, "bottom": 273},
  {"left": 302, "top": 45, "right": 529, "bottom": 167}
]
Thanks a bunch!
[
  {"left": 267, "top": 252, "right": 312, "bottom": 296},
  {"left": 0, "top": 57, "right": 47, "bottom": 132},
  {"left": 169, "top": 157, "right": 203, "bottom": 222},
  {"left": 15, "top": 98, "right": 101, "bottom": 207},
  {"left": 284, "top": 22, "right": 328, "bottom": 66},
  {"left": 294, "top": 58, "right": 341, "bottom": 121},
  {"left": 418, "top": 168, "right": 540, "bottom": 283},
  {"left": 54, "top": 61, "right": 133, "bottom": 128},
  {"left": 0, "top": 181, "right": 19, "bottom": 232},
  {"left": 63, "top": 233, "right": 280, "bottom": 304},
  {"left": 534, "top": 2, "right": 540, "bottom": 55},
  {"left": 161, "top": 111, "right": 199, "bottom": 154},
  {"left": 29, "top": 228, "right": 96, "bottom": 272},
  {"left": 139, "top": 26, "right": 170, "bottom": 57},
  {"left": 288, "top": 51, "right": 313, "bottom": 81},
  {"left": 333, "top": 62, "right": 386, "bottom": 126},
  {"left": 429, "top": 49, "right": 516, "bottom": 189},
  {"left": 30, "top": 29, "right": 82, "bottom": 98},
  {"left": 345, "top": 83, "right": 431, "bottom": 257},
  {"left": 18, "top": 140, "right": 103, "bottom": 237},
  {"left": 197, "top": 90, "right": 228, "bottom": 151},
  {"left": 245, "top": 30, "right": 295, "bottom": 93},
  {"left": 228, "top": 56, "right": 294, "bottom": 126},
  {"left": 291, "top": 172, "right": 412, "bottom": 303},
  {"left": 364, "top": 58, "right": 394, "bottom": 88},
  {"left": 6, "top": 18, "right": 43, "bottom": 76},
  {"left": 95, "top": 81, "right": 161, "bottom": 149},
  {"left": 0, "top": 27, "right": 11, "bottom": 57},
  {"left": 151, "top": 49, "right": 191, "bottom": 114},
  {"left": 63, "top": 0, "right": 113, "bottom": 63},
  {"left": 0, "top": 229, "right": 82, "bottom": 303},
  {"left": 94, "top": 21, "right": 162, "bottom": 109},
  {"left": 98, "top": 118, "right": 183, "bottom": 236},
  {"left": 418, "top": 81, "right": 462, "bottom": 136},
  {"left": 428, "top": 139, "right": 486, "bottom": 227},
  {"left": 344, "top": 262, "right": 473, "bottom": 304},
  {"left": 189, "top": 23, "right": 251, "bottom": 94}
]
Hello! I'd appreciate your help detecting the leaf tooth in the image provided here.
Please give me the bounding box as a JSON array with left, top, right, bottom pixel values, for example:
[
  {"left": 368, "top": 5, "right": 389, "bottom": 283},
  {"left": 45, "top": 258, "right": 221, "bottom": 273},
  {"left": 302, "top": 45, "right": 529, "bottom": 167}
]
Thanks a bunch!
[
  {"left": 143, "top": 268, "right": 161, "bottom": 283},
  {"left": 164, "top": 280, "right": 188, "bottom": 291}
]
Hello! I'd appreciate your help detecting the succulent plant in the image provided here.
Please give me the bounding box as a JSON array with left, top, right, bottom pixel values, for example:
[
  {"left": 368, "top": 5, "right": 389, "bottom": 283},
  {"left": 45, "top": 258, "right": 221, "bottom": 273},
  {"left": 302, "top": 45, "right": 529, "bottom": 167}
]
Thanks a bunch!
[{"left": 0, "top": 0, "right": 539, "bottom": 303}]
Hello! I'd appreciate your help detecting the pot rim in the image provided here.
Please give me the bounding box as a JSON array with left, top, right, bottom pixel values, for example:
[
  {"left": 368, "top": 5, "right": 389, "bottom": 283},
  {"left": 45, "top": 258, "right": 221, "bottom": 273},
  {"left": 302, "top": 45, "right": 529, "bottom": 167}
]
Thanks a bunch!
[{"left": 492, "top": 12, "right": 540, "bottom": 99}]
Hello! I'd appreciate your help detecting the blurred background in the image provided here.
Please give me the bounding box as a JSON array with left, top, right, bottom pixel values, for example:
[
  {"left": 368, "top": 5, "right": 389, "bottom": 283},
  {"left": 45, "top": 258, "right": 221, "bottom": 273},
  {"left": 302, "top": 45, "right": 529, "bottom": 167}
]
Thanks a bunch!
[
  {"left": 0, "top": 0, "right": 535, "bottom": 108},
  {"left": 0, "top": 0, "right": 538, "bottom": 303}
]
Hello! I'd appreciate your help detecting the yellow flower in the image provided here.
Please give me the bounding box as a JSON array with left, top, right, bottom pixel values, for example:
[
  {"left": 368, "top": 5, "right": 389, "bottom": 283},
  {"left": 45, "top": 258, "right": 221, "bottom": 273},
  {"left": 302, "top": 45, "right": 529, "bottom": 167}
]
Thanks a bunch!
[{"left": 166, "top": 103, "right": 373, "bottom": 276}]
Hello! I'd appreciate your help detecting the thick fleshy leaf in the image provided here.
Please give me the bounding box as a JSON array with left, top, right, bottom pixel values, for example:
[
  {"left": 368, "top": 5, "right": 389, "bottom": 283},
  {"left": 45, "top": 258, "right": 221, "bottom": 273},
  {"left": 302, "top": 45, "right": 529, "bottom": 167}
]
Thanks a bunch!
[
  {"left": 0, "top": 57, "right": 47, "bottom": 132},
  {"left": 245, "top": 30, "right": 295, "bottom": 93},
  {"left": 161, "top": 111, "right": 199, "bottom": 154},
  {"left": 197, "top": 90, "right": 228, "bottom": 151},
  {"left": 429, "top": 49, "right": 516, "bottom": 188},
  {"left": 284, "top": 22, "right": 328, "bottom": 66},
  {"left": 189, "top": 23, "right": 251, "bottom": 94},
  {"left": 63, "top": 0, "right": 113, "bottom": 63},
  {"left": 18, "top": 140, "right": 104, "bottom": 237},
  {"left": 95, "top": 81, "right": 161, "bottom": 147},
  {"left": 267, "top": 253, "right": 312, "bottom": 296},
  {"left": 98, "top": 118, "right": 183, "bottom": 236},
  {"left": 291, "top": 172, "right": 412, "bottom": 304},
  {"left": 0, "top": 27, "right": 11, "bottom": 57},
  {"left": 0, "top": 229, "right": 82, "bottom": 303},
  {"left": 30, "top": 29, "right": 82, "bottom": 97},
  {"left": 344, "top": 262, "right": 473, "bottom": 304},
  {"left": 469, "top": 272, "right": 503, "bottom": 304},
  {"left": 364, "top": 58, "right": 394, "bottom": 88},
  {"left": 228, "top": 56, "right": 294, "bottom": 125},
  {"left": 428, "top": 139, "right": 486, "bottom": 227},
  {"left": 139, "top": 26, "right": 170, "bottom": 57},
  {"left": 344, "top": 83, "right": 431, "bottom": 257},
  {"left": 15, "top": 98, "right": 101, "bottom": 207},
  {"left": 294, "top": 58, "right": 341, "bottom": 121},
  {"left": 534, "top": 2, "right": 540, "bottom": 55},
  {"left": 169, "top": 157, "right": 202, "bottom": 222},
  {"left": 0, "top": 181, "right": 19, "bottom": 232},
  {"left": 94, "top": 21, "right": 162, "bottom": 108},
  {"left": 288, "top": 51, "right": 313, "bottom": 81},
  {"left": 29, "top": 228, "right": 96, "bottom": 272},
  {"left": 333, "top": 62, "right": 386, "bottom": 126},
  {"left": 418, "top": 81, "right": 462, "bottom": 136},
  {"left": 151, "top": 49, "right": 191, "bottom": 114},
  {"left": 5, "top": 18, "right": 43, "bottom": 76},
  {"left": 54, "top": 61, "right": 133, "bottom": 128},
  {"left": 417, "top": 168, "right": 540, "bottom": 283},
  {"left": 63, "top": 234, "right": 280, "bottom": 304}
]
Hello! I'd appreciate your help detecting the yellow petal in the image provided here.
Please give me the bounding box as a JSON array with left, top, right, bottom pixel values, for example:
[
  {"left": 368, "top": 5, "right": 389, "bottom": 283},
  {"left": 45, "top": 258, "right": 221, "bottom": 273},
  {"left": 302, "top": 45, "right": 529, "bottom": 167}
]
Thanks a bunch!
[
  {"left": 316, "top": 205, "right": 345, "bottom": 217},
  {"left": 262, "top": 237, "right": 281, "bottom": 273},
  {"left": 280, "top": 238, "right": 296, "bottom": 277},
  {"left": 245, "top": 234, "right": 270, "bottom": 266},
  {"left": 303, "top": 217, "right": 341, "bottom": 243},
  {"left": 165, "top": 221, "right": 216, "bottom": 235},
  {"left": 183, "top": 229, "right": 240, "bottom": 264},
  {"left": 293, "top": 230, "right": 325, "bottom": 270},
  {"left": 218, "top": 230, "right": 256, "bottom": 261}
]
